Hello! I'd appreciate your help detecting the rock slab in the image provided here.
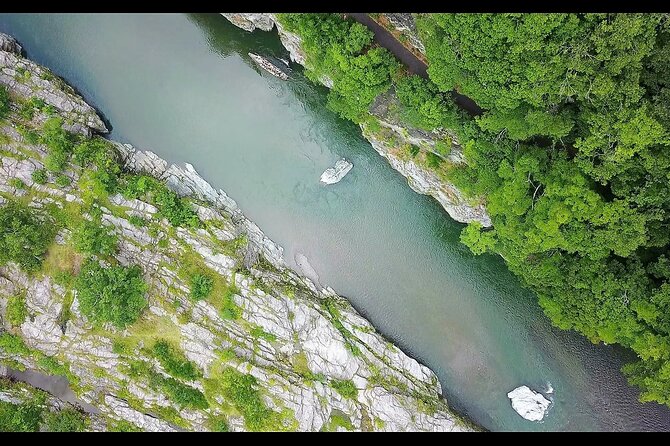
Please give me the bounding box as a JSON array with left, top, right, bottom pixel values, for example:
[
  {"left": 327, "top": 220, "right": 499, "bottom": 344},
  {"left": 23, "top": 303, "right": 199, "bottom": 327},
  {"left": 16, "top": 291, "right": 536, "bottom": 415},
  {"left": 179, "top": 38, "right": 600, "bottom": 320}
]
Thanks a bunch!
[{"left": 507, "top": 385, "right": 551, "bottom": 422}]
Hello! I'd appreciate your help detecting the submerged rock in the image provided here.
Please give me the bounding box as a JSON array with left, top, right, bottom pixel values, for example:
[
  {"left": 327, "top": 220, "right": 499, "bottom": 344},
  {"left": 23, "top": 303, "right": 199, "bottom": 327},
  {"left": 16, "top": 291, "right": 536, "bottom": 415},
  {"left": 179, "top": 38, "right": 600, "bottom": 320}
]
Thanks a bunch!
[
  {"left": 507, "top": 385, "right": 551, "bottom": 422},
  {"left": 320, "top": 158, "right": 353, "bottom": 185},
  {"left": 295, "top": 253, "right": 320, "bottom": 287}
]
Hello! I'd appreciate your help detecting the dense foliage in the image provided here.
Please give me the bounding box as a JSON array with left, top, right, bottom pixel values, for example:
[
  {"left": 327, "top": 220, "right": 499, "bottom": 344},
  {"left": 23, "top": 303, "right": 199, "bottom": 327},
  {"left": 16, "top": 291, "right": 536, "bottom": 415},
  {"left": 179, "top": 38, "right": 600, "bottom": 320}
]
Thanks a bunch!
[
  {"left": 6, "top": 291, "right": 27, "bottom": 327},
  {"left": 121, "top": 174, "right": 199, "bottom": 228},
  {"left": 152, "top": 339, "right": 201, "bottom": 381},
  {"left": 0, "top": 400, "right": 43, "bottom": 432},
  {"left": 218, "top": 367, "right": 277, "bottom": 431},
  {"left": 43, "top": 408, "right": 88, "bottom": 432},
  {"left": 71, "top": 219, "right": 117, "bottom": 256},
  {"left": 278, "top": 13, "right": 401, "bottom": 122},
  {"left": 189, "top": 273, "right": 213, "bottom": 301},
  {"left": 0, "top": 382, "right": 87, "bottom": 432},
  {"left": 0, "top": 85, "right": 10, "bottom": 120},
  {"left": 75, "top": 259, "right": 147, "bottom": 329},
  {"left": 0, "top": 200, "right": 56, "bottom": 272},
  {"left": 411, "top": 13, "right": 670, "bottom": 405}
]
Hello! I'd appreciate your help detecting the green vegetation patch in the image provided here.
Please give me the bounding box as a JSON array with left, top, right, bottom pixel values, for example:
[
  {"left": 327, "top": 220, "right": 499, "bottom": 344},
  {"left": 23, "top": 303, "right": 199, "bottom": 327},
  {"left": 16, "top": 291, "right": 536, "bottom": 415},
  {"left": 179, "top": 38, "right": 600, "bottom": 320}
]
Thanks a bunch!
[
  {"left": 71, "top": 218, "right": 117, "bottom": 256},
  {"left": 189, "top": 273, "right": 214, "bottom": 301},
  {"left": 121, "top": 174, "right": 199, "bottom": 228},
  {"left": 152, "top": 339, "right": 201, "bottom": 381},
  {"left": 330, "top": 379, "right": 358, "bottom": 400},
  {"left": 75, "top": 258, "right": 148, "bottom": 329},
  {"left": 43, "top": 408, "right": 88, "bottom": 432},
  {"left": 0, "top": 199, "right": 56, "bottom": 272},
  {"left": 0, "top": 85, "right": 10, "bottom": 121},
  {"left": 6, "top": 290, "right": 28, "bottom": 327}
]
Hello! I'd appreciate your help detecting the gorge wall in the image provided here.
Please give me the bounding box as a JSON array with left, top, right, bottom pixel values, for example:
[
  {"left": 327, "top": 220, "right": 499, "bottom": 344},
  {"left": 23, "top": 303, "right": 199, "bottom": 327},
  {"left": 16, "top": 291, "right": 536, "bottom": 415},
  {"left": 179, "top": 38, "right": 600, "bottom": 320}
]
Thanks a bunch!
[{"left": 0, "top": 33, "right": 474, "bottom": 432}]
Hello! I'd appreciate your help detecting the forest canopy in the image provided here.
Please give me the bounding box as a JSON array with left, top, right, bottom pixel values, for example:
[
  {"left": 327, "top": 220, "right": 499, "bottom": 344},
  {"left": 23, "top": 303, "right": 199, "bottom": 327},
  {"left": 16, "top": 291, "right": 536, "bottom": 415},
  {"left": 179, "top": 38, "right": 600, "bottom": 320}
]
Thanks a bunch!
[
  {"left": 277, "top": 12, "right": 670, "bottom": 406},
  {"left": 414, "top": 13, "right": 670, "bottom": 405}
]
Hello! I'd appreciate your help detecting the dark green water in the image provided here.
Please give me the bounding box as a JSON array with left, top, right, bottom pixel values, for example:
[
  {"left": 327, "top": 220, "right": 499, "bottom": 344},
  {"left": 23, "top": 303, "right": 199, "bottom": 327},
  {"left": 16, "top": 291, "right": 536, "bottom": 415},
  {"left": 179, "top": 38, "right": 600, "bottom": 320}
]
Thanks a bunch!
[{"left": 1, "top": 13, "right": 669, "bottom": 431}]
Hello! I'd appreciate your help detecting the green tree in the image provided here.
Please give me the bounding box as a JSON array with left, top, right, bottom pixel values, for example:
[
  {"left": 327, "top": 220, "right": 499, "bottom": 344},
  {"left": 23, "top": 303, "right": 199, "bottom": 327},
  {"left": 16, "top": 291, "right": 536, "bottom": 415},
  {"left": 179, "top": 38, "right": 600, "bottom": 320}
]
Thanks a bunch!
[{"left": 0, "top": 200, "right": 56, "bottom": 272}]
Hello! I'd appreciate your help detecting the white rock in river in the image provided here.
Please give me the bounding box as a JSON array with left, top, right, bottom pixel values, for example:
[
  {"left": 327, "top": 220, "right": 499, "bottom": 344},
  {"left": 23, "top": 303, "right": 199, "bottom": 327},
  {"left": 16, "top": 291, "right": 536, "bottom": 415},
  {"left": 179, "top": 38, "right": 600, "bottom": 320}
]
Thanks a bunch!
[
  {"left": 507, "top": 385, "right": 551, "bottom": 422},
  {"left": 320, "top": 158, "right": 353, "bottom": 184}
]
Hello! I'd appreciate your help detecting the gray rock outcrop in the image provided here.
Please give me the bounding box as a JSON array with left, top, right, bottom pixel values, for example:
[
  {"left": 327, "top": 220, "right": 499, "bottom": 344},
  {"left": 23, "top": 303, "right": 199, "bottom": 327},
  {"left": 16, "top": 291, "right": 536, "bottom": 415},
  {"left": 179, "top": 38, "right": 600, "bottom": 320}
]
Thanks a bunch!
[
  {"left": 0, "top": 33, "right": 22, "bottom": 55},
  {"left": 379, "top": 14, "right": 426, "bottom": 56}
]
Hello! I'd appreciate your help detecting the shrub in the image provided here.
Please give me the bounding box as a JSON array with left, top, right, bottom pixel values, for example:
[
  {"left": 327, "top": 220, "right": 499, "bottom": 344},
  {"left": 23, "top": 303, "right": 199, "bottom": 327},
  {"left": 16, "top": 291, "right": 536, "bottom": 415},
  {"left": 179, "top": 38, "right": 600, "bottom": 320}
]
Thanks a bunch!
[
  {"left": 121, "top": 175, "right": 199, "bottom": 228},
  {"left": 147, "top": 370, "right": 208, "bottom": 409},
  {"left": 8, "top": 177, "right": 25, "bottom": 189},
  {"left": 189, "top": 273, "right": 213, "bottom": 301},
  {"left": 55, "top": 174, "right": 71, "bottom": 187},
  {"left": 40, "top": 117, "right": 75, "bottom": 172},
  {"left": 219, "top": 367, "right": 274, "bottom": 431},
  {"left": 0, "top": 400, "right": 43, "bottom": 432},
  {"left": 43, "top": 408, "right": 87, "bottom": 432},
  {"left": 6, "top": 291, "right": 28, "bottom": 327},
  {"left": 330, "top": 379, "right": 358, "bottom": 399},
  {"left": 425, "top": 151, "right": 443, "bottom": 169},
  {"left": 220, "top": 286, "right": 242, "bottom": 320},
  {"left": 0, "top": 332, "right": 30, "bottom": 355},
  {"left": 152, "top": 340, "right": 201, "bottom": 381},
  {"left": 128, "top": 215, "right": 147, "bottom": 227},
  {"left": 208, "top": 417, "right": 229, "bottom": 432},
  {"left": 395, "top": 75, "right": 461, "bottom": 131},
  {"left": 31, "top": 168, "right": 48, "bottom": 184},
  {"left": 71, "top": 219, "right": 117, "bottom": 256},
  {"left": 0, "top": 85, "right": 10, "bottom": 120},
  {"left": 75, "top": 259, "right": 147, "bottom": 329},
  {"left": 17, "top": 125, "right": 39, "bottom": 144},
  {"left": 0, "top": 200, "right": 56, "bottom": 272}
]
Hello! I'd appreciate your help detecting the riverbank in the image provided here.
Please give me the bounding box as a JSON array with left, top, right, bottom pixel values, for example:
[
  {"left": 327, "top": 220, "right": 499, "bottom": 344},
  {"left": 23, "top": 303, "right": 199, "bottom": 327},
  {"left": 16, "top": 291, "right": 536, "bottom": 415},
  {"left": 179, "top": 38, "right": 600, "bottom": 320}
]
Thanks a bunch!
[
  {"left": 221, "top": 13, "right": 491, "bottom": 227},
  {"left": 0, "top": 32, "right": 475, "bottom": 432}
]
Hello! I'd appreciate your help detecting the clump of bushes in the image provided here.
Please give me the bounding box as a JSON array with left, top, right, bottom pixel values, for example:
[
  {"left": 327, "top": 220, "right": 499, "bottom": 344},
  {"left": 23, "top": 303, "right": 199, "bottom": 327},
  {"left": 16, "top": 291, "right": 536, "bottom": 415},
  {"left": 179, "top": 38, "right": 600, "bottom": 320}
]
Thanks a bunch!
[
  {"left": 6, "top": 291, "right": 28, "bottom": 327},
  {"left": 31, "top": 168, "right": 48, "bottom": 184},
  {"left": 121, "top": 174, "right": 200, "bottom": 228},
  {"left": 148, "top": 369, "right": 209, "bottom": 409},
  {"left": 0, "top": 85, "right": 10, "bottom": 120},
  {"left": 0, "top": 400, "right": 43, "bottom": 432},
  {"left": 218, "top": 367, "right": 276, "bottom": 431},
  {"left": 8, "top": 177, "right": 25, "bottom": 189},
  {"left": 189, "top": 273, "right": 213, "bottom": 301},
  {"left": 330, "top": 379, "right": 358, "bottom": 399},
  {"left": 395, "top": 75, "right": 461, "bottom": 131},
  {"left": 75, "top": 259, "right": 147, "bottom": 329},
  {"left": 71, "top": 219, "right": 117, "bottom": 256},
  {"left": 152, "top": 340, "right": 201, "bottom": 381},
  {"left": 43, "top": 408, "right": 88, "bottom": 432},
  {"left": 0, "top": 200, "right": 56, "bottom": 272}
]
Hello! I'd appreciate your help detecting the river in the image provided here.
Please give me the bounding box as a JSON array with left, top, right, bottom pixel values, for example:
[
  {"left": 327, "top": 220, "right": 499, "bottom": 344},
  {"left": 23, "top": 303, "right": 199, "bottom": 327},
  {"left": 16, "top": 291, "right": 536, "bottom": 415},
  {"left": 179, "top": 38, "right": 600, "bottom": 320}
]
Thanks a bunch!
[{"left": 1, "top": 13, "right": 668, "bottom": 431}]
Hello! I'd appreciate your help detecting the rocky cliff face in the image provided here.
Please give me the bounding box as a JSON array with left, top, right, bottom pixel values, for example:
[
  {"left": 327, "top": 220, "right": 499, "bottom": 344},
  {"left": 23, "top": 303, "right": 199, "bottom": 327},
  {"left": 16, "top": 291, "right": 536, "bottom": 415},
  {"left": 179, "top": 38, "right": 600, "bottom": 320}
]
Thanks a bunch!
[
  {"left": 220, "top": 13, "right": 490, "bottom": 227},
  {"left": 378, "top": 14, "right": 426, "bottom": 56},
  {"left": 0, "top": 35, "right": 474, "bottom": 431}
]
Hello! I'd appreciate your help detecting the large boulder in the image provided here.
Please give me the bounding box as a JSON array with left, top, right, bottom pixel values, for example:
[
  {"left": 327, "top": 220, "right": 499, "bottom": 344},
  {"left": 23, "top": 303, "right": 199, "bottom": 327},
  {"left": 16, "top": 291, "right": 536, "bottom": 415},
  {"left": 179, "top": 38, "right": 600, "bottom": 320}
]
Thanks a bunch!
[
  {"left": 320, "top": 158, "right": 353, "bottom": 184},
  {"left": 507, "top": 385, "right": 551, "bottom": 422}
]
